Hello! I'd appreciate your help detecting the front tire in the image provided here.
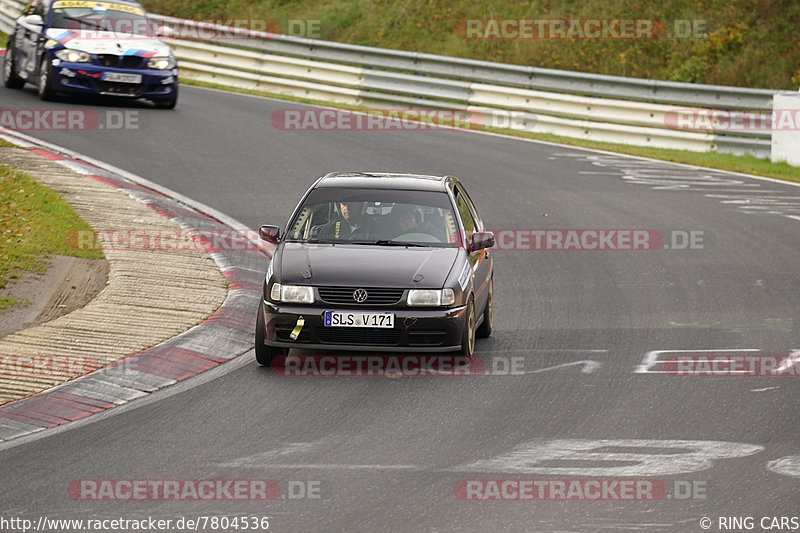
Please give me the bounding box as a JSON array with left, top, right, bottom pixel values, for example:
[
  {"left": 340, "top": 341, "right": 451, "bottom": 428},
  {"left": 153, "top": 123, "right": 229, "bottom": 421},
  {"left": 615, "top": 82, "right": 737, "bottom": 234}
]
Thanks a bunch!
[
  {"left": 37, "top": 56, "right": 56, "bottom": 101},
  {"left": 153, "top": 85, "right": 178, "bottom": 109},
  {"left": 476, "top": 276, "right": 493, "bottom": 338},
  {"left": 457, "top": 298, "right": 476, "bottom": 356},
  {"left": 2, "top": 46, "right": 25, "bottom": 89},
  {"left": 255, "top": 303, "right": 285, "bottom": 366}
]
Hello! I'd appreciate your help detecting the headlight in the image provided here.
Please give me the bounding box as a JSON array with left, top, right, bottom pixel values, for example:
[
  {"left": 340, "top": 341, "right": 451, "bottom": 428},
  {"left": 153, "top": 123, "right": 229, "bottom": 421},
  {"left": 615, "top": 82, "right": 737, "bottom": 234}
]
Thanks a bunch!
[
  {"left": 407, "top": 288, "right": 455, "bottom": 306},
  {"left": 148, "top": 56, "right": 176, "bottom": 70},
  {"left": 55, "top": 49, "right": 91, "bottom": 63},
  {"left": 270, "top": 283, "right": 314, "bottom": 304}
]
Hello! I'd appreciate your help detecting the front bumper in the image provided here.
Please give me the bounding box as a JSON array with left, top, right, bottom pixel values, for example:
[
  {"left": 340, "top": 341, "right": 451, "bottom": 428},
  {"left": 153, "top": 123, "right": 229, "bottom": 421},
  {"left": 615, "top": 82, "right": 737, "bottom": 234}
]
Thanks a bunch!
[
  {"left": 50, "top": 60, "right": 177, "bottom": 99},
  {"left": 261, "top": 300, "right": 467, "bottom": 352}
]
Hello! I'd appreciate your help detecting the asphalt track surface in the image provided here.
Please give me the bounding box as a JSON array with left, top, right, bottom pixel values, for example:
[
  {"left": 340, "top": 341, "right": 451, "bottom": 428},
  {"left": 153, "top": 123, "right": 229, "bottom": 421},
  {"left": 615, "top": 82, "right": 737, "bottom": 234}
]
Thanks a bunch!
[{"left": 1, "top": 84, "right": 799, "bottom": 532}]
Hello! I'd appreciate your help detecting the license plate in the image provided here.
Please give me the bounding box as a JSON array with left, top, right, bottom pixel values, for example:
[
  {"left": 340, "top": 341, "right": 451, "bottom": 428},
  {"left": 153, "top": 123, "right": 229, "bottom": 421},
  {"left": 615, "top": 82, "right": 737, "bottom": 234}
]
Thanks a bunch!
[
  {"left": 324, "top": 311, "right": 395, "bottom": 328},
  {"left": 103, "top": 72, "right": 142, "bottom": 83}
]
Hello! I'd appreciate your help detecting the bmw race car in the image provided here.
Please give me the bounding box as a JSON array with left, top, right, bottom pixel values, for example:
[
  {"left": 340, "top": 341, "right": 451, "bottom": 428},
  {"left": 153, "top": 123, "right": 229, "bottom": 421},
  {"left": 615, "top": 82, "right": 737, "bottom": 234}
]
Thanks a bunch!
[{"left": 3, "top": 0, "right": 179, "bottom": 108}]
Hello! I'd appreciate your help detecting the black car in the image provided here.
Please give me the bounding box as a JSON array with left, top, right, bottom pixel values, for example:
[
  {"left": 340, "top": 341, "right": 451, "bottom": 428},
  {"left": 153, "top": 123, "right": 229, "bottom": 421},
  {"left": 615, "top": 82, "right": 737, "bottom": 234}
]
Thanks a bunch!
[{"left": 255, "top": 172, "right": 495, "bottom": 366}]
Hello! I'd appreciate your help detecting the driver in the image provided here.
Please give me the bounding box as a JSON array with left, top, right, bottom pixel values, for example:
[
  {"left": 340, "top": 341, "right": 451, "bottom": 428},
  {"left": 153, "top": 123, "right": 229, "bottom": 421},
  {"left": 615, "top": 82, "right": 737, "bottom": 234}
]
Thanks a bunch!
[{"left": 311, "top": 201, "right": 375, "bottom": 239}]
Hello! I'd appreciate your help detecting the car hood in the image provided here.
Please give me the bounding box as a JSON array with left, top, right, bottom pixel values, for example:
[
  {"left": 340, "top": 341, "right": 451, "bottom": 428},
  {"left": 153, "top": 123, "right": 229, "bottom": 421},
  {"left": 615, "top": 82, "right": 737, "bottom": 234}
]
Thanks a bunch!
[
  {"left": 46, "top": 29, "right": 171, "bottom": 57},
  {"left": 277, "top": 243, "right": 461, "bottom": 288}
]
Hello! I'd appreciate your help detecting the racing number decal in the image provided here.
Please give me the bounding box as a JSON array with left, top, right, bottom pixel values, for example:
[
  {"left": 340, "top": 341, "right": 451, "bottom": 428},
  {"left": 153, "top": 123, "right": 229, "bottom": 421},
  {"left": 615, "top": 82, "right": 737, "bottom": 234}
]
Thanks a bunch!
[{"left": 454, "top": 439, "right": 764, "bottom": 476}]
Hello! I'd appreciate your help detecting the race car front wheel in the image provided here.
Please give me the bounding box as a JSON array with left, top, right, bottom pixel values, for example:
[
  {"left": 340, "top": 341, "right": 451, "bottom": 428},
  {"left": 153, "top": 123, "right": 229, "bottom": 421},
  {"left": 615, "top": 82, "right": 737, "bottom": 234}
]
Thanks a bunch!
[
  {"left": 37, "top": 56, "right": 56, "bottom": 101},
  {"left": 2, "top": 46, "right": 25, "bottom": 89},
  {"left": 153, "top": 85, "right": 178, "bottom": 109}
]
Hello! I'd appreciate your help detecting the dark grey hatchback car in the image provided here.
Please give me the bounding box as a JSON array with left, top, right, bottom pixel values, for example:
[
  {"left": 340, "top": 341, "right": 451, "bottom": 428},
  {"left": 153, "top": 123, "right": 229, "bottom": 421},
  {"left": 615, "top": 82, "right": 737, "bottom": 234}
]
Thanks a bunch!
[{"left": 255, "top": 172, "right": 495, "bottom": 366}]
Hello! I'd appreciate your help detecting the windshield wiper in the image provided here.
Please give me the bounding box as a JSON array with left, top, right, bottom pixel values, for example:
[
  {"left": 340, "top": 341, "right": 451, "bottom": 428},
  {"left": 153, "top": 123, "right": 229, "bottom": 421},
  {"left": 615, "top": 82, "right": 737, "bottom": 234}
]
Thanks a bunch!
[
  {"left": 303, "top": 238, "right": 339, "bottom": 244},
  {"left": 351, "top": 240, "right": 431, "bottom": 247}
]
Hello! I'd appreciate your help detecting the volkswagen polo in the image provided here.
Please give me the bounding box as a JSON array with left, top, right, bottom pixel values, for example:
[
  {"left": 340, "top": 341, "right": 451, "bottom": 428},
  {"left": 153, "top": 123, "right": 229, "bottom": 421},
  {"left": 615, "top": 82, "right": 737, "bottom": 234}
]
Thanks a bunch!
[{"left": 255, "top": 172, "right": 495, "bottom": 366}]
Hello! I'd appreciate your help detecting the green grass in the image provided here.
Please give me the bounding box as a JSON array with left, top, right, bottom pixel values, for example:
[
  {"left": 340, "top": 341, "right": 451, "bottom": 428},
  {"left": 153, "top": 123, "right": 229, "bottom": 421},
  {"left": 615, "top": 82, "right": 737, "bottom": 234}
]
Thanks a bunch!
[
  {"left": 0, "top": 139, "right": 13, "bottom": 148},
  {"left": 0, "top": 296, "right": 16, "bottom": 312},
  {"left": 0, "top": 164, "right": 104, "bottom": 309},
  {"left": 143, "top": 0, "right": 800, "bottom": 90},
  {"left": 183, "top": 78, "right": 800, "bottom": 183}
]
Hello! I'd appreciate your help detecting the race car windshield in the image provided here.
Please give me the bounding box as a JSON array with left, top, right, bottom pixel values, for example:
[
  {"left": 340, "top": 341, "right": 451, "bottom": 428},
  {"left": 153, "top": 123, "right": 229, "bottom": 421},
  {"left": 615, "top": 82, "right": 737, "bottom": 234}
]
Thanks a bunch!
[
  {"left": 285, "top": 188, "right": 461, "bottom": 246},
  {"left": 51, "top": 7, "right": 153, "bottom": 36}
]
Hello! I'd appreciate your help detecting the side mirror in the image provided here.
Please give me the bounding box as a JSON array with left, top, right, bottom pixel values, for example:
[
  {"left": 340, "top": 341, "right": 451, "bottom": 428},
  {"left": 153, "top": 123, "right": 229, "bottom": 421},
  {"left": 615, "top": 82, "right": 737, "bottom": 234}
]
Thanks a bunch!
[
  {"left": 259, "top": 225, "right": 280, "bottom": 245},
  {"left": 23, "top": 14, "right": 44, "bottom": 26},
  {"left": 468, "top": 231, "right": 495, "bottom": 252},
  {"left": 156, "top": 25, "right": 177, "bottom": 38}
]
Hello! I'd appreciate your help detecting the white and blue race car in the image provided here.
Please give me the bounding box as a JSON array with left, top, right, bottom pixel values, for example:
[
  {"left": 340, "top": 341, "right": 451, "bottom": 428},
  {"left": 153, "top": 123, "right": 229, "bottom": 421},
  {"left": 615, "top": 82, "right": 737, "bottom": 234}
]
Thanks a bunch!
[{"left": 3, "top": 0, "right": 178, "bottom": 108}]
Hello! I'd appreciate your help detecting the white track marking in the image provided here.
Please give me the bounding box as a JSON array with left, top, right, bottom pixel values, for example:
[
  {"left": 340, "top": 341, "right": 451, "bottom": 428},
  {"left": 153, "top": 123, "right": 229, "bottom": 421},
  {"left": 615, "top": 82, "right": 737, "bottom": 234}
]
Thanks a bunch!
[
  {"left": 635, "top": 349, "right": 760, "bottom": 374},
  {"left": 452, "top": 439, "right": 764, "bottom": 476},
  {"left": 767, "top": 456, "right": 800, "bottom": 477}
]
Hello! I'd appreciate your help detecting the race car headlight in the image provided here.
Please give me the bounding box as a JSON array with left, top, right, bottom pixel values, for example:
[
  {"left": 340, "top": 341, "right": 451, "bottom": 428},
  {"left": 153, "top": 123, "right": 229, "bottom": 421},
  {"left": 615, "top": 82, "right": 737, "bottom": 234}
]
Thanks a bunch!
[
  {"left": 55, "top": 49, "right": 91, "bottom": 63},
  {"left": 407, "top": 288, "right": 455, "bottom": 307},
  {"left": 148, "top": 56, "right": 176, "bottom": 70},
  {"left": 270, "top": 283, "right": 314, "bottom": 304}
]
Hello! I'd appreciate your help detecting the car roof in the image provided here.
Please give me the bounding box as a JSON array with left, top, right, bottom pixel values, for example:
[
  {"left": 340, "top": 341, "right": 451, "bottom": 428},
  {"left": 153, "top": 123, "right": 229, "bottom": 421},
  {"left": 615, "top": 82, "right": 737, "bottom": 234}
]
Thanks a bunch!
[
  {"left": 51, "top": 0, "right": 145, "bottom": 7},
  {"left": 315, "top": 172, "right": 453, "bottom": 192}
]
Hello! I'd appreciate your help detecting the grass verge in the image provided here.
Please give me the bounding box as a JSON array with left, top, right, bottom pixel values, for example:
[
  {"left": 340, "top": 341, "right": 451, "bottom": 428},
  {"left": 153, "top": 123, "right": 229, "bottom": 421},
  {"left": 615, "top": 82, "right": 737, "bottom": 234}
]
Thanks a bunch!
[
  {"left": 182, "top": 79, "right": 800, "bottom": 184},
  {"left": 141, "top": 0, "right": 800, "bottom": 90},
  {"left": 0, "top": 164, "right": 104, "bottom": 311}
]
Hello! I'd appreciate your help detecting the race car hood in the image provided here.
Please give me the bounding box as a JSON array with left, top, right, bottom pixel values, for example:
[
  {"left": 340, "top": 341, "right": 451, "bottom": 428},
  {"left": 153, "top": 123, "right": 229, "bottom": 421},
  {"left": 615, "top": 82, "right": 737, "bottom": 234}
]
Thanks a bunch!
[
  {"left": 276, "top": 242, "right": 461, "bottom": 289},
  {"left": 46, "top": 28, "right": 171, "bottom": 57}
]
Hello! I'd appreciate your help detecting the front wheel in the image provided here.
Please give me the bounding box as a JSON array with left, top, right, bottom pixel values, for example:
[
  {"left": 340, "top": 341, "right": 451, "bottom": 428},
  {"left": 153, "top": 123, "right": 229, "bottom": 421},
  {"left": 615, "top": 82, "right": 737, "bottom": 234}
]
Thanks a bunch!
[
  {"left": 254, "top": 304, "right": 285, "bottom": 366},
  {"left": 457, "top": 298, "right": 476, "bottom": 357},
  {"left": 153, "top": 85, "right": 178, "bottom": 109},
  {"left": 3, "top": 46, "right": 25, "bottom": 89},
  {"left": 476, "top": 276, "right": 493, "bottom": 338},
  {"left": 37, "top": 56, "right": 56, "bottom": 101}
]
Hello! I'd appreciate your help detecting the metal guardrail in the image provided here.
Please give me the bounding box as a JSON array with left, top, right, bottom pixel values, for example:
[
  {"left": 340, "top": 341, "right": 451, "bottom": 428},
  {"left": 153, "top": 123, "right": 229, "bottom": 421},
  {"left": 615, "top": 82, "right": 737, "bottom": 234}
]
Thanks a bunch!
[
  {"left": 0, "top": 2, "right": 777, "bottom": 157},
  {"left": 0, "top": 0, "right": 22, "bottom": 34}
]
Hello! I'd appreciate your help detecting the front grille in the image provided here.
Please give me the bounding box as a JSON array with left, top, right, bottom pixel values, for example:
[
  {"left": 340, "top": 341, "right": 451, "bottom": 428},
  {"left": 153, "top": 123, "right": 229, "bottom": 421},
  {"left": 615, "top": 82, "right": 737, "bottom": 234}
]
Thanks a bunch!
[
  {"left": 96, "top": 54, "right": 145, "bottom": 69},
  {"left": 317, "top": 327, "right": 402, "bottom": 346},
  {"left": 318, "top": 287, "right": 405, "bottom": 305},
  {"left": 91, "top": 80, "right": 143, "bottom": 96}
]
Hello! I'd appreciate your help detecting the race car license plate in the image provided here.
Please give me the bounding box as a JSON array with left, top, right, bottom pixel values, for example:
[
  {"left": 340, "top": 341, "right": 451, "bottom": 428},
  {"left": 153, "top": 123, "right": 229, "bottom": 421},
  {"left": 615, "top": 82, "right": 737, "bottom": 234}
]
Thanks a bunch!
[
  {"left": 103, "top": 72, "right": 142, "bottom": 83},
  {"left": 324, "top": 311, "right": 395, "bottom": 328}
]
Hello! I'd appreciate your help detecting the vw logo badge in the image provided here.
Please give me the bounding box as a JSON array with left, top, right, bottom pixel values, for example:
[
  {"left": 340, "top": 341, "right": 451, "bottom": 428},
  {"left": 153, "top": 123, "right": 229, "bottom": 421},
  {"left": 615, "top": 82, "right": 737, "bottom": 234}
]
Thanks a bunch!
[{"left": 353, "top": 289, "right": 368, "bottom": 303}]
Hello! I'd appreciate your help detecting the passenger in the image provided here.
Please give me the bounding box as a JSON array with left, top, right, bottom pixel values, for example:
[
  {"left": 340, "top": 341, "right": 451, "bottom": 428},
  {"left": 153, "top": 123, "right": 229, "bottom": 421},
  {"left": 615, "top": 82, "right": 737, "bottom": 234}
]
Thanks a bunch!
[{"left": 389, "top": 204, "right": 421, "bottom": 237}]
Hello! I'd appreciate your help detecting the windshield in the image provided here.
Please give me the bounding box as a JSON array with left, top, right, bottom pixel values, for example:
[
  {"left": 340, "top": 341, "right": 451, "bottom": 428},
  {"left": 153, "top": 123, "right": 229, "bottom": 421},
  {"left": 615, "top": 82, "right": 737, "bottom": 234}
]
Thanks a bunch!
[
  {"left": 286, "top": 187, "right": 460, "bottom": 246},
  {"left": 50, "top": 2, "right": 153, "bottom": 36}
]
